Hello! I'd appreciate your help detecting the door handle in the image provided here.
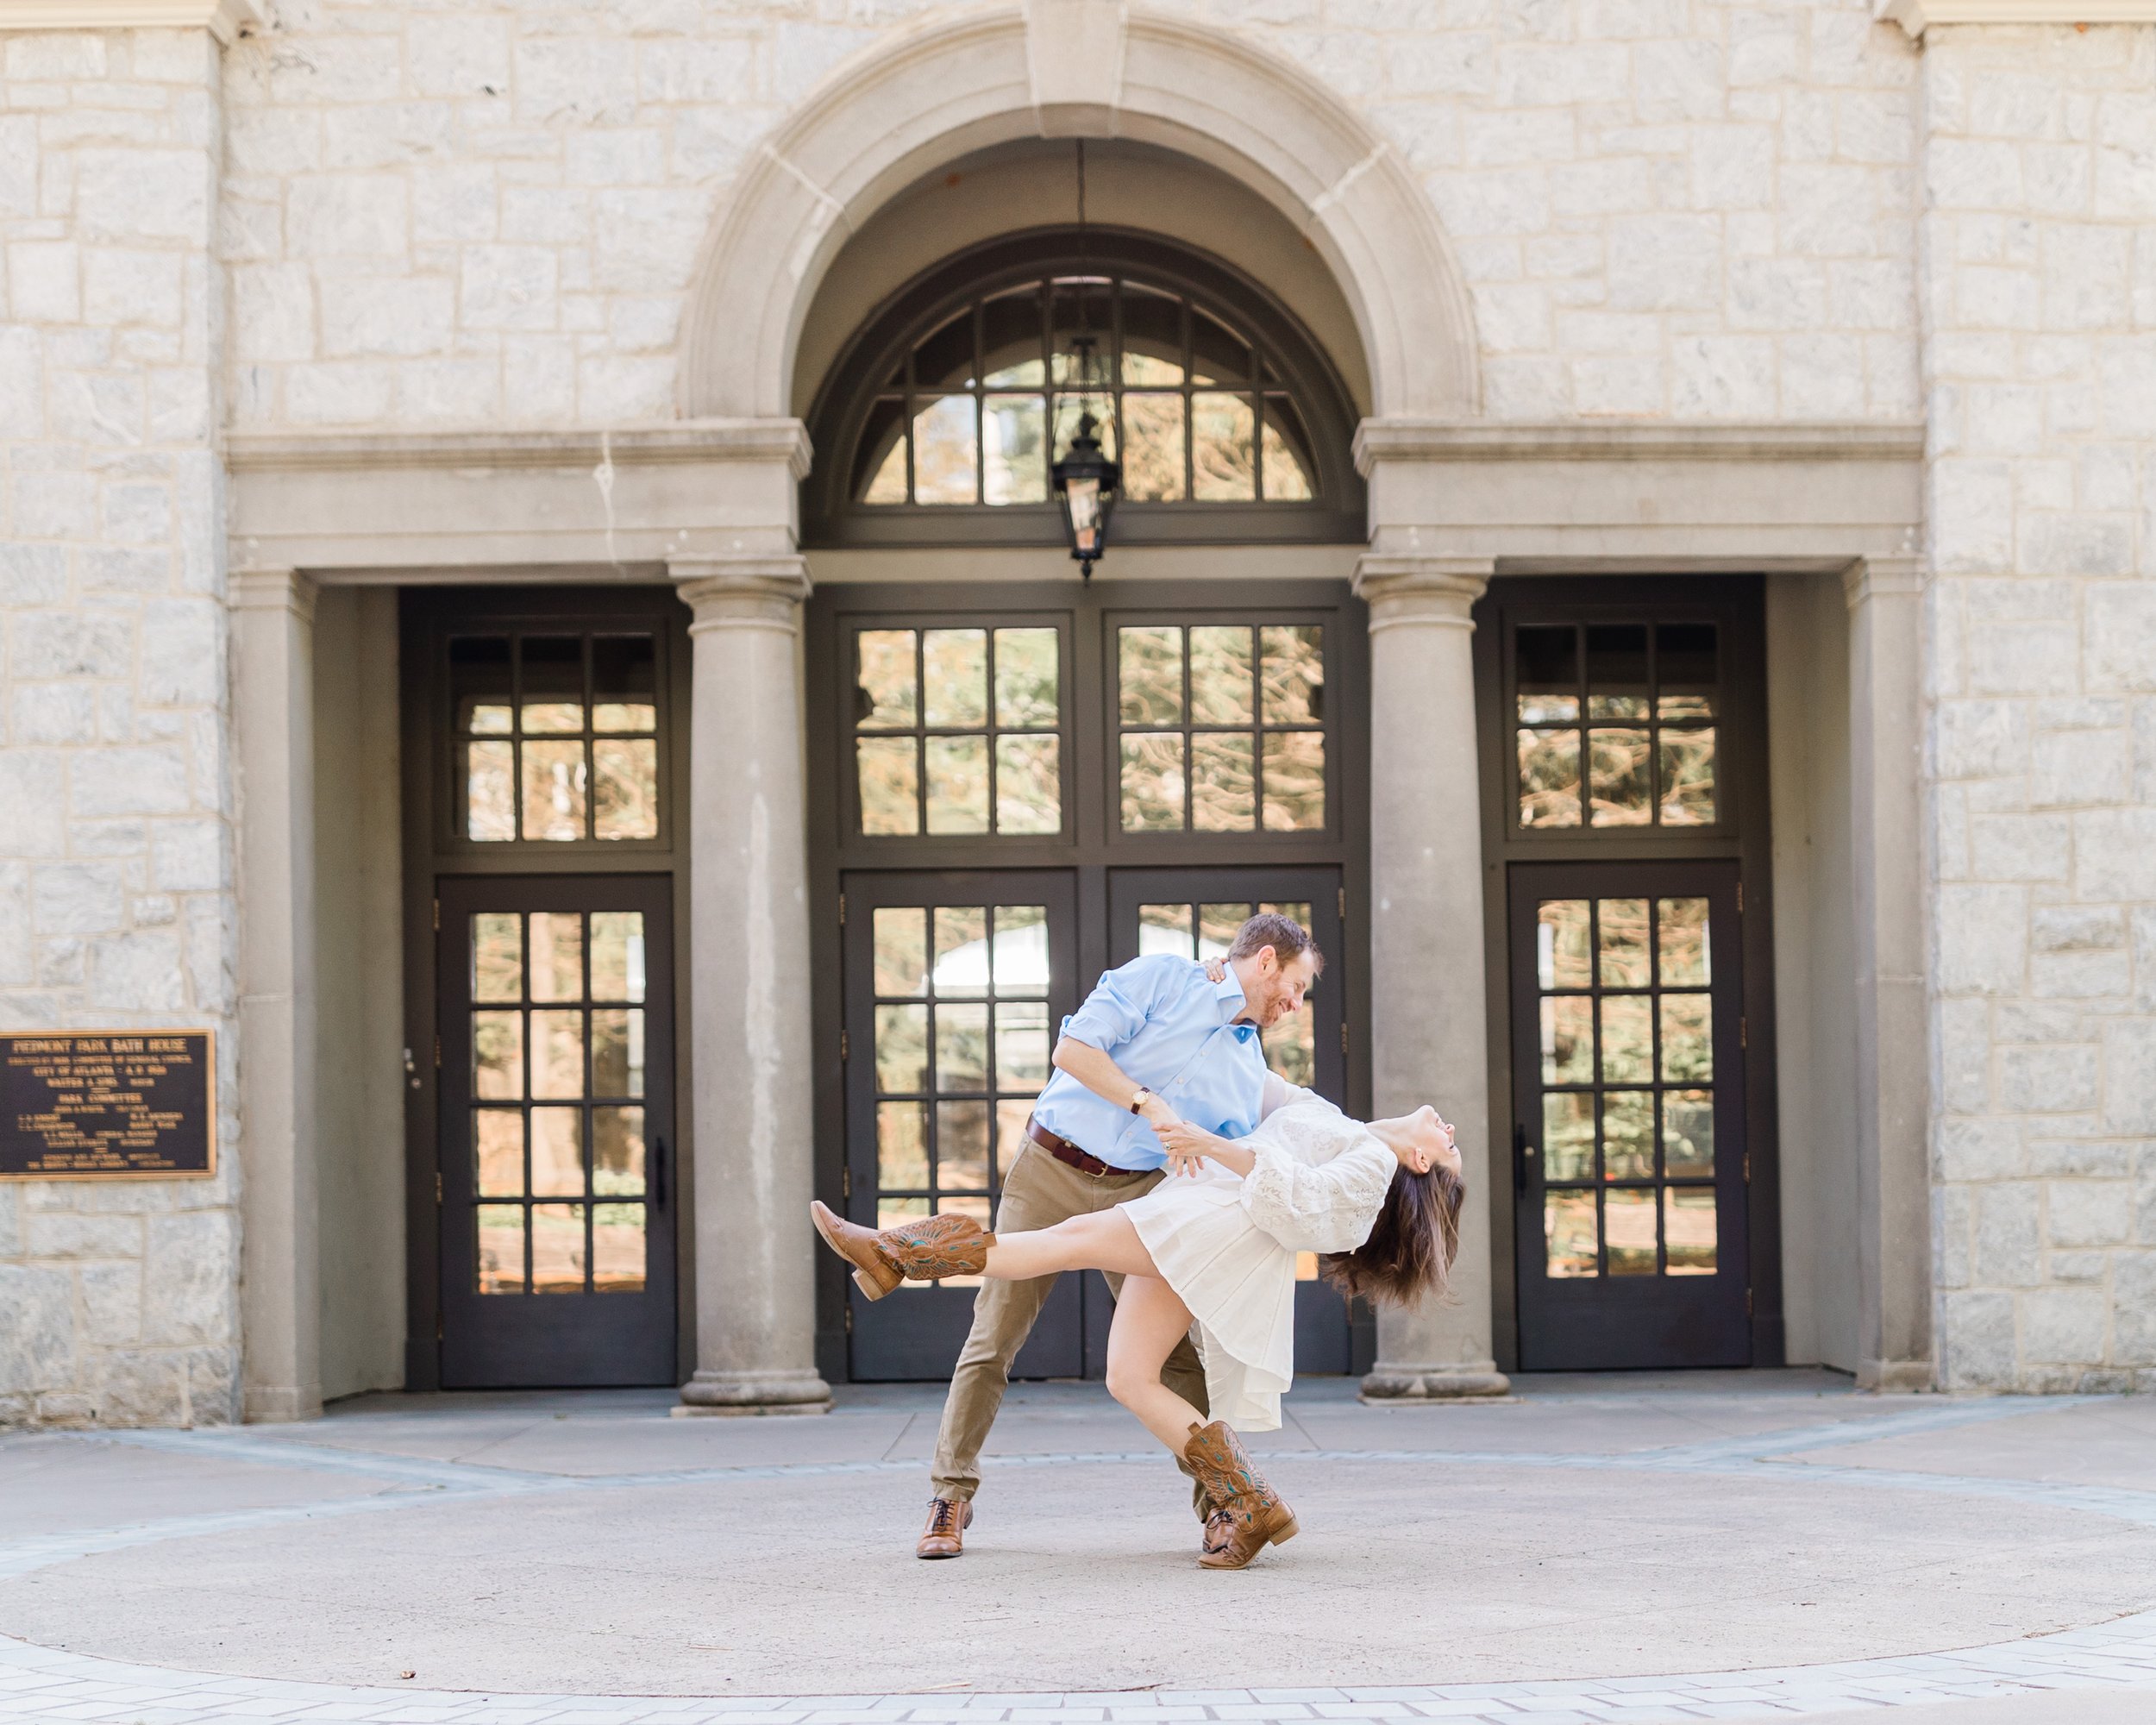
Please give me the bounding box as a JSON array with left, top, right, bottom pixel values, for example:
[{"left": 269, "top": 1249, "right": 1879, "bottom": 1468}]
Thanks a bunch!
[
  {"left": 652, "top": 1135, "right": 667, "bottom": 1208},
  {"left": 1514, "top": 1123, "right": 1533, "bottom": 1195}
]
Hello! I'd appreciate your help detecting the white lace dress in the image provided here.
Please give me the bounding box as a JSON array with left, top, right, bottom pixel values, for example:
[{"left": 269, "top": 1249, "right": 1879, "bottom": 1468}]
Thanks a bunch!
[{"left": 1119, "top": 1092, "right": 1396, "bottom": 1433}]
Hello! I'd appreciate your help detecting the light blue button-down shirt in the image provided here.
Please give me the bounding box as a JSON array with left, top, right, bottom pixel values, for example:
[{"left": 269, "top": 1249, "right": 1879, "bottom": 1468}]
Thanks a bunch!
[{"left": 1030, "top": 953, "right": 1268, "bottom": 1172}]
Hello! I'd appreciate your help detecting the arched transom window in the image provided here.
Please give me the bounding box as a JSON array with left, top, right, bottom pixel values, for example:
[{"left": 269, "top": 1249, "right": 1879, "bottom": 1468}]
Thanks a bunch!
[
  {"left": 857, "top": 275, "right": 1313, "bottom": 507},
  {"left": 804, "top": 230, "right": 1363, "bottom": 547}
]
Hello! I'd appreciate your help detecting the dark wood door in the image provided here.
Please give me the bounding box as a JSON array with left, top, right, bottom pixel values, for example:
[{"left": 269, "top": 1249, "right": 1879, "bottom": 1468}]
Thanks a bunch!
[
  {"left": 1510, "top": 861, "right": 1750, "bottom": 1370},
  {"left": 1107, "top": 865, "right": 1361, "bottom": 1376},
  {"left": 841, "top": 869, "right": 1084, "bottom": 1381},
  {"left": 436, "top": 874, "right": 677, "bottom": 1388}
]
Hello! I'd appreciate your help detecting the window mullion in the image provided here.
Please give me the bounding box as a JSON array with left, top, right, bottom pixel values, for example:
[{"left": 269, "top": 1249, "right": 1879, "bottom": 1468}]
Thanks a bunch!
[
  {"left": 1575, "top": 624, "right": 1589, "bottom": 828},
  {"left": 914, "top": 632, "right": 929, "bottom": 836},
  {"left": 984, "top": 630, "right": 999, "bottom": 836},
  {"left": 1181, "top": 626, "right": 1194, "bottom": 834},
  {"left": 1646, "top": 617, "right": 1660, "bottom": 826},
  {"left": 510, "top": 631, "right": 525, "bottom": 842},
  {"left": 580, "top": 637, "right": 595, "bottom": 842}
]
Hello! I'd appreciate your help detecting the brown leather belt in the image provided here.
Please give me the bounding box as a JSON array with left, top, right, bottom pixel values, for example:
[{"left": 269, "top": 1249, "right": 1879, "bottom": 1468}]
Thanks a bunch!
[{"left": 1026, "top": 1117, "right": 1124, "bottom": 1178}]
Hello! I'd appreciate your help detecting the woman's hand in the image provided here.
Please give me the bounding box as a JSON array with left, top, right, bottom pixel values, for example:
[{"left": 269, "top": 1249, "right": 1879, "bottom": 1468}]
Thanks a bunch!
[
  {"left": 1202, "top": 957, "right": 1229, "bottom": 983},
  {"left": 1158, "top": 1117, "right": 1230, "bottom": 1178}
]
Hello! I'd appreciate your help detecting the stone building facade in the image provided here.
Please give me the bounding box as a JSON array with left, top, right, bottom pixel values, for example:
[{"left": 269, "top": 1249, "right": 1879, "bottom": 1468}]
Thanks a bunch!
[{"left": 0, "top": 0, "right": 2150, "bottom": 1427}]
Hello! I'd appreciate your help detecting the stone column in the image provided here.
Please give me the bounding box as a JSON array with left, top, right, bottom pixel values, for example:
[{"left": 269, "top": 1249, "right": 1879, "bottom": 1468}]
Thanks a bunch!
[
  {"left": 1845, "top": 556, "right": 1933, "bottom": 1391},
  {"left": 671, "top": 557, "right": 831, "bottom": 1414},
  {"left": 231, "top": 568, "right": 323, "bottom": 1423},
  {"left": 1352, "top": 556, "right": 1510, "bottom": 1401}
]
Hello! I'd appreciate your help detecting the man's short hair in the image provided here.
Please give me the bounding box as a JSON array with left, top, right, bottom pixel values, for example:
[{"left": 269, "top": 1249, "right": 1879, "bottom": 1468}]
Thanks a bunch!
[{"left": 1227, "top": 912, "right": 1324, "bottom": 975}]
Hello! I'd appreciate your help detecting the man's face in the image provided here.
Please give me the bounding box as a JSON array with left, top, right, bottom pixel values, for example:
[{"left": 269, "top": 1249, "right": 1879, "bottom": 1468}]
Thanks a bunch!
[{"left": 1238, "top": 947, "right": 1319, "bottom": 1029}]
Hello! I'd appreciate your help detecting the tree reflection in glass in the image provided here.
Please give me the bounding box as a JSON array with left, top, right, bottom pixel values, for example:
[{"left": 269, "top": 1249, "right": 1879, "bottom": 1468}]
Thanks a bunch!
[
  {"left": 1116, "top": 623, "right": 1326, "bottom": 834},
  {"left": 853, "top": 626, "right": 1062, "bottom": 838}
]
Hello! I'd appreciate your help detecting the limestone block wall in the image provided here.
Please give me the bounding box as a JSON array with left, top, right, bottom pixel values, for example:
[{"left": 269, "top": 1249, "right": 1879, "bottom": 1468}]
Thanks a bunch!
[
  {"left": 220, "top": 0, "right": 1921, "bottom": 430},
  {"left": 1922, "top": 24, "right": 2156, "bottom": 1392},
  {"left": 0, "top": 28, "right": 241, "bottom": 1427}
]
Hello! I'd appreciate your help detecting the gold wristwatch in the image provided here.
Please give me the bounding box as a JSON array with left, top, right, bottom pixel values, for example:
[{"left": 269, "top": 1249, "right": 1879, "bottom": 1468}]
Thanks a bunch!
[{"left": 1130, "top": 1086, "right": 1153, "bottom": 1114}]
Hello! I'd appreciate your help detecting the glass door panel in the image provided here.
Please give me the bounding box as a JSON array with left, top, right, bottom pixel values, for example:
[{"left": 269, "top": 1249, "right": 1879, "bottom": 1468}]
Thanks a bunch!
[
  {"left": 1510, "top": 861, "right": 1749, "bottom": 1370},
  {"left": 842, "top": 871, "right": 1081, "bottom": 1381},
  {"left": 438, "top": 875, "right": 675, "bottom": 1388}
]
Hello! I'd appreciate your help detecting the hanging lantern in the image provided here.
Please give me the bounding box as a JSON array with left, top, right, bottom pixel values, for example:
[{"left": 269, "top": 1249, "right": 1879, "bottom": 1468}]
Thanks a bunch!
[{"left": 1051, "top": 336, "right": 1120, "bottom": 579}]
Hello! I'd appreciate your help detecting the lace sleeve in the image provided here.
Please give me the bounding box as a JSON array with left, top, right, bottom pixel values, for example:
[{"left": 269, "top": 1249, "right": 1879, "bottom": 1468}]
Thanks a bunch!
[{"left": 1238, "top": 1130, "right": 1398, "bottom": 1255}]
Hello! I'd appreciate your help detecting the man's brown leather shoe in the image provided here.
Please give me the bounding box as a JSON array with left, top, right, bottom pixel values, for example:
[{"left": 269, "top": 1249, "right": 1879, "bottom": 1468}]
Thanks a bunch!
[{"left": 918, "top": 1496, "right": 973, "bottom": 1559}]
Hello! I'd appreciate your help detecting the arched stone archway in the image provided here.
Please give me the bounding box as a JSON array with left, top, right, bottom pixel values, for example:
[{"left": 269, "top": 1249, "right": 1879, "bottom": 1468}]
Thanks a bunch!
[
  {"left": 669, "top": 0, "right": 1506, "bottom": 1421},
  {"left": 677, "top": 0, "right": 1479, "bottom": 424}
]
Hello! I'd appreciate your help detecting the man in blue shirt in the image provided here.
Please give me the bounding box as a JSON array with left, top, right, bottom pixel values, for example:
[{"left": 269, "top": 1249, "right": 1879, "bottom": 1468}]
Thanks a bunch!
[{"left": 917, "top": 912, "right": 1322, "bottom": 1559}]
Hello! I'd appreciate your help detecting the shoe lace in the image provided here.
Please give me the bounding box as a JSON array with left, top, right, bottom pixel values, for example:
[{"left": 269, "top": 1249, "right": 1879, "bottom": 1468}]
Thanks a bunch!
[{"left": 928, "top": 1498, "right": 960, "bottom": 1534}]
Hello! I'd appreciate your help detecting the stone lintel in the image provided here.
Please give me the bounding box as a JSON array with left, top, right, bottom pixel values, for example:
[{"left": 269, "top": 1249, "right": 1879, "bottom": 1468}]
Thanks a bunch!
[
  {"left": 229, "top": 423, "right": 811, "bottom": 574},
  {"left": 224, "top": 421, "right": 814, "bottom": 480},
  {"left": 1877, "top": 0, "right": 2156, "bottom": 35},
  {"left": 1349, "top": 422, "right": 1921, "bottom": 570},
  {"left": 0, "top": 0, "right": 264, "bottom": 41},
  {"left": 1353, "top": 418, "right": 1927, "bottom": 477}
]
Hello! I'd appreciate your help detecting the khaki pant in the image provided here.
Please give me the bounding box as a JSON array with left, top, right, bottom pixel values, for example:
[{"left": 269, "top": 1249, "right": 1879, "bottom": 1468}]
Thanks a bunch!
[{"left": 930, "top": 1141, "right": 1211, "bottom": 1518}]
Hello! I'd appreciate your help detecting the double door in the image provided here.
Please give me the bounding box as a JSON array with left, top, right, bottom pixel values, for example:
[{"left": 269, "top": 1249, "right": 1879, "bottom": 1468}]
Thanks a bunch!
[{"left": 839, "top": 864, "right": 1351, "bottom": 1381}]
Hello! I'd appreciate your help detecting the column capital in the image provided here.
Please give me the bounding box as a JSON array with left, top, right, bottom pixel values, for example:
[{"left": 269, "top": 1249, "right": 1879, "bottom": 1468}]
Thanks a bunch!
[
  {"left": 229, "top": 567, "right": 317, "bottom": 626},
  {"left": 671, "top": 555, "right": 812, "bottom": 633},
  {"left": 1842, "top": 555, "right": 1923, "bottom": 612},
  {"left": 1352, "top": 555, "right": 1495, "bottom": 632}
]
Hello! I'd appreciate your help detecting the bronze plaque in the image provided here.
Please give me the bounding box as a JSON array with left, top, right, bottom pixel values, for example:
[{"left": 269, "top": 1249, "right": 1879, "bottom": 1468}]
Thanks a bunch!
[{"left": 0, "top": 1030, "right": 216, "bottom": 1180}]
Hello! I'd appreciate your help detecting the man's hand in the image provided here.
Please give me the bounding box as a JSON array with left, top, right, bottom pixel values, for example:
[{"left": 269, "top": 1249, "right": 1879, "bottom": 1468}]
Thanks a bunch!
[{"left": 1136, "top": 1088, "right": 1181, "bottom": 1137}]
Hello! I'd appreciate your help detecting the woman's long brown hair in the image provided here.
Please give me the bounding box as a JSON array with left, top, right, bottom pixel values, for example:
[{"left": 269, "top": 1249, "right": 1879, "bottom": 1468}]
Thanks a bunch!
[{"left": 1319, "top": 1161, "right": 1465, "bottom": 1307}]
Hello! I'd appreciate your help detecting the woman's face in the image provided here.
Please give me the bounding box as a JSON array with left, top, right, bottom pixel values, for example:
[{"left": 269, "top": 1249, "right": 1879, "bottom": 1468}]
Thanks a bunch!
[{"left": 1376, "top": 1106, "right": 1460, "bottom": 1176}]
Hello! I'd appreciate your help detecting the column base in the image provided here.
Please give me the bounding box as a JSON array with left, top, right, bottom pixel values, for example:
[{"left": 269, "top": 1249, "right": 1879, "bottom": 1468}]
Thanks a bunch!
[
  {"left": 675, "top": 1368, "right": 832, "bottom": 1417},
  {"left": 243, "top": 1384, "right": 323, "bottom": 1423},
  {"left": 1359, "top": 1364, "right": 1513, "bottom": 1403},
  {"left": 1857, "top": 1356, "right": 1934, "bottom": 1393}
]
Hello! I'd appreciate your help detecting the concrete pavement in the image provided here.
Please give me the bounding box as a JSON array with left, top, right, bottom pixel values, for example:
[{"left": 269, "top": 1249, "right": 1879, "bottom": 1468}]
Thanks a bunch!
[{"left": 0, "top": 1372, "right": 2153, "bottom": 1722}]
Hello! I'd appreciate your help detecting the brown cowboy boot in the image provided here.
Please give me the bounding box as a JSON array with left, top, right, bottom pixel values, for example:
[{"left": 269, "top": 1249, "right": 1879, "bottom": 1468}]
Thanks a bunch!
[
  {"left": 809, "top": 1201, "right": 992, "bottom": 1301},
  {"left": 917, "top": 1496, "right": 973, "bottom": 1559},
  {"left": 1181, "top": 1420, "right": 1298, "bottom": 1570}
]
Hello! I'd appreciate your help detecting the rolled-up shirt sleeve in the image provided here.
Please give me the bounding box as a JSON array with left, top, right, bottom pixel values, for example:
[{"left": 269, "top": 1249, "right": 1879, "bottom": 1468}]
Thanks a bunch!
[{"left": 1059, "top": 953, "right": 1183, "bottom": 1054}]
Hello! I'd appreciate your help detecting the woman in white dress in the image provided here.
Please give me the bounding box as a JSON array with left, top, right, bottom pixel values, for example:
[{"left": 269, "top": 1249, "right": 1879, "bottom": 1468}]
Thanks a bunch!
[{"left": 809, "top": 1080, "right": 1463, "bottom": 1570}]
